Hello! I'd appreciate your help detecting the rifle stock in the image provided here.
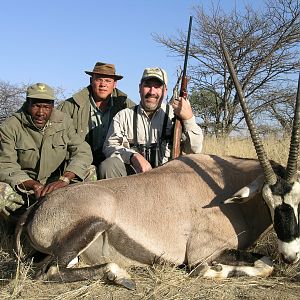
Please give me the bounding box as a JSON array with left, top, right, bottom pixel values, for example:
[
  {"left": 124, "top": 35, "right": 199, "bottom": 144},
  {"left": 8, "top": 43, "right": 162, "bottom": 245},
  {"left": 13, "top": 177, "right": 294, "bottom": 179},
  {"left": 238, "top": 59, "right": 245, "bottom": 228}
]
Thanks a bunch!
[{"left": 172, "top": 16, "right": 193, "bottom": 159}]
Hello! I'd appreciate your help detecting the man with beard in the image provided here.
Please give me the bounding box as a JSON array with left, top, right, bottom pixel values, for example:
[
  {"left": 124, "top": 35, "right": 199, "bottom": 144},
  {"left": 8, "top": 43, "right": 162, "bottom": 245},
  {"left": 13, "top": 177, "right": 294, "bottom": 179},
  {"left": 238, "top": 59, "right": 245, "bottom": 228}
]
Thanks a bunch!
[
  {"left": 99, "top": 67, "right": 203, "bottom": 178},
  {"left": 0, "top": 83, "right": 92, "bottom": 219}
]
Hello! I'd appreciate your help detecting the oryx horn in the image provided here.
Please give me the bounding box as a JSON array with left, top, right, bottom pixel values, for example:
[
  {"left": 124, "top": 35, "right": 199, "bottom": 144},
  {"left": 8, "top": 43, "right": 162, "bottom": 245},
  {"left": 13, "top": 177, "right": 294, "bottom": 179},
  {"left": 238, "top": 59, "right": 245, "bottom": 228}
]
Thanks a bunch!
[
  {"left": 285, "top": 73, "right": 300, "bottom": 183},
  {"left": 219, "top": 35, "right": 277, "bottom": 185}
]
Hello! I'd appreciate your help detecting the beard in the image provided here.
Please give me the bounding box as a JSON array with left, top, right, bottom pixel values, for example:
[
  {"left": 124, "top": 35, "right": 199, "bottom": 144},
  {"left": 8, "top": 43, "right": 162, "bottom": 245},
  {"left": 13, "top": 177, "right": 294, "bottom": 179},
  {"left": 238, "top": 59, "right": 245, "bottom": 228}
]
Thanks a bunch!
[{"left": 141, "top": 94, "right": 162, "bottom": 112}]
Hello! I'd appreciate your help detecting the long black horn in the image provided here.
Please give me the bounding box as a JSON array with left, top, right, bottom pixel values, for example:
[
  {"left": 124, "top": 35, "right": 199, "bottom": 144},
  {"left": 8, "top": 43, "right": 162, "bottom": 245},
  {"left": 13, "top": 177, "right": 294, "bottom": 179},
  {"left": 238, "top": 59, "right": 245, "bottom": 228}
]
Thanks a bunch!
[
  {"left": 219, "top": 35, "right": 277, "bottom": 185},
  {"left": 285, "top": 73, "right": 300, "bottom": 183}
]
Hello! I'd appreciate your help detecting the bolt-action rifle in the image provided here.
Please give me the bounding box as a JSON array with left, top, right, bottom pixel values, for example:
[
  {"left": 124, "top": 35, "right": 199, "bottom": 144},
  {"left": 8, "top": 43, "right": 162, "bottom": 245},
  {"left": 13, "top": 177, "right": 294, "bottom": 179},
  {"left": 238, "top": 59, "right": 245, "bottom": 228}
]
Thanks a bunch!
[{"left": 172, "top": 16, "right": 193, "bottom": 159}]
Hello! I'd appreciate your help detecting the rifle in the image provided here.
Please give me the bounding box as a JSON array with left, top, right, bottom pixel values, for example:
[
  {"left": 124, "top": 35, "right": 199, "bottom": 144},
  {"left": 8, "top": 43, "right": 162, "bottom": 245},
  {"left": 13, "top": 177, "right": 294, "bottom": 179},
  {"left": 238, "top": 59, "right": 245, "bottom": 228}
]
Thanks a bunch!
[{"left": 172, "top": 16, "right": 193, "bottom": 159}]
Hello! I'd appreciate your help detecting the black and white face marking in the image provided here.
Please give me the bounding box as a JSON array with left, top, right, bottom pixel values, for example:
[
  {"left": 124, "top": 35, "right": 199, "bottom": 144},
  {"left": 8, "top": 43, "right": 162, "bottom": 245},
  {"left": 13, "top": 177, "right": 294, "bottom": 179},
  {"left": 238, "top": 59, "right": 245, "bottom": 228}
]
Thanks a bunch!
[{"left": 262, "top": 178, "right": 300, "bottom": 264}]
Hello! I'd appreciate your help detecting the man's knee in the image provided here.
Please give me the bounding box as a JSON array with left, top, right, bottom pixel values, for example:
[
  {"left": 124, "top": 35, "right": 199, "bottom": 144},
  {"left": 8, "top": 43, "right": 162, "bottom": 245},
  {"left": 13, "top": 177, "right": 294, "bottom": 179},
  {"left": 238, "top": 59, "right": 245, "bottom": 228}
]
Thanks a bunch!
[{"left": 99, "top": 157, "right": 127, "bottom": 179}]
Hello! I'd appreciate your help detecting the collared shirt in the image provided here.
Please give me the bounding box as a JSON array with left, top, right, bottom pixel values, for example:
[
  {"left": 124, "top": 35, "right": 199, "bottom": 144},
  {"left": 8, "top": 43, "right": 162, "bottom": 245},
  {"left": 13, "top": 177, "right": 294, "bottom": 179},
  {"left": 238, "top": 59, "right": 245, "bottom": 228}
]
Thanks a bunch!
[
  {"left": 88, "top": 95, "right": 113, "bottom": 152},
  {"left": 103, "top": 103, "right": 203, "bottom": 165}
]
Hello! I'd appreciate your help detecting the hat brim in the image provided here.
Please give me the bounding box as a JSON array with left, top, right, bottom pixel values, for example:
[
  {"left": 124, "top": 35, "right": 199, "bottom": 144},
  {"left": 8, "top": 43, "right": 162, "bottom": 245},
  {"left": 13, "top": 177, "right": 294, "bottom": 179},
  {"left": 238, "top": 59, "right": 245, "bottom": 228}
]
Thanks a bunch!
[
  {"left": 27, "top": 94, "right": 55, "bottom": 101},
  {"left": 85, "top": 71, "right": 123, "bottom": 80}
]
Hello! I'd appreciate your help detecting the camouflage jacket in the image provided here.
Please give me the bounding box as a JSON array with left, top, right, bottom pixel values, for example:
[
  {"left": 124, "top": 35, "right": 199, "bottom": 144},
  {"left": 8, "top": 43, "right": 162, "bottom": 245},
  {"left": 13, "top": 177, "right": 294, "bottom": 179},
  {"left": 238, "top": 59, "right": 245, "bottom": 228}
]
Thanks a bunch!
[{"left": 0, "top": 106, "right": 93, "bottom": 189}]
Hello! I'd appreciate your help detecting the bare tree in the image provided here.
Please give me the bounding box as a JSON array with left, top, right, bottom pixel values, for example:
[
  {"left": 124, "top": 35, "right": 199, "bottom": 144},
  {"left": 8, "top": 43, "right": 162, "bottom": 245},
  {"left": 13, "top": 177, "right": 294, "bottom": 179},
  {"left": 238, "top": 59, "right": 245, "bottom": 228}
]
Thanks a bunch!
[
  {"left": 0, "top": 80, "right": 26, "bottom": 123},
  {"left": 253, "top": 84, "right": 297, "bottom": 133},
  {"left": 0, "top": 80, "right": 66, "bottom": 124},
  {"left": 154, "top": 0, "right": 300, "bottom": 136}
]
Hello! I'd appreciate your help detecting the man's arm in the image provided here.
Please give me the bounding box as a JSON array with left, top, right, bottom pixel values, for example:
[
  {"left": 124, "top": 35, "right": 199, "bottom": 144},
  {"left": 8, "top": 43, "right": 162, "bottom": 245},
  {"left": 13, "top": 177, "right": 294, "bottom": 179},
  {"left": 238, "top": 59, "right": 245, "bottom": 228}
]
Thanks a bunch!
[
  {"left": 37, "top": 117, "right": 92, "bottom": 197},
  {"left": 171, "top": 97, "right": 203, "bottom": 154},
  {"left": 102, "top": 109, "right": 136, "bottom": 163},
  {"left": 0, "top": 122, "right": 46, "bottom": 201},
  {"left": 0, "top": 123, "right": 33, "bottom": 188},
  {"left": 64, "top": 117, "right": 93, "bottom": 179}
]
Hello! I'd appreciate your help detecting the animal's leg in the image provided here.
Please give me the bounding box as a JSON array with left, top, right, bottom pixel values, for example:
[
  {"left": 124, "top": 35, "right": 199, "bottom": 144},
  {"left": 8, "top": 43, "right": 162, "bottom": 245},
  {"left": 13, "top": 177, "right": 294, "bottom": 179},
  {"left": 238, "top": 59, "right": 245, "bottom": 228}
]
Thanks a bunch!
[
  {"left": 190, "top": 249, "right": 274, "bottom": 279},
  {"left": 79, "top": 231, "right": 109, "bottom": 265},
  {"left": 33, "top": 255, "right": 55, "bottom": 279},
  {"left": 51, "top": 219, "right": 111, "bottom": 267},
  {"left": 43, "top": 263, "right": 136, "bottom": 290},
  {"left": 36, "top": 219, "right": 136, "bottom": 289}
]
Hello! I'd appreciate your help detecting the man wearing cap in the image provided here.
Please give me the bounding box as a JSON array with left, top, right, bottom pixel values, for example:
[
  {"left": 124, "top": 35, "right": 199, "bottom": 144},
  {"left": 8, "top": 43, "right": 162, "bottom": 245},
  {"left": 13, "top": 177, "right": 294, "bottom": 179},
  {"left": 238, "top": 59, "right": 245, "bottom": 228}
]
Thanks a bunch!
[
  {"left": 0, "top": 83, "right": 93, "bottom": 218},
  {"left": 99, "top": 67, "right": 203, "bottom": 178},
  {"left": 58, "top": 62, "right": 135, "bottom": 177}
]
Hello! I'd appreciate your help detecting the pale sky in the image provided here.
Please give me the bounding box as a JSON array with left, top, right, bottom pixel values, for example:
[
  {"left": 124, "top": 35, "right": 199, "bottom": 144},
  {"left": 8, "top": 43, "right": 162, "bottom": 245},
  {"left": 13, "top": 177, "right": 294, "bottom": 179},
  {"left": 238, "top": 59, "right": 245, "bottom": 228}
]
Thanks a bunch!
[{"left": 0, "top": 0, "right": 261, "bottom": 103}]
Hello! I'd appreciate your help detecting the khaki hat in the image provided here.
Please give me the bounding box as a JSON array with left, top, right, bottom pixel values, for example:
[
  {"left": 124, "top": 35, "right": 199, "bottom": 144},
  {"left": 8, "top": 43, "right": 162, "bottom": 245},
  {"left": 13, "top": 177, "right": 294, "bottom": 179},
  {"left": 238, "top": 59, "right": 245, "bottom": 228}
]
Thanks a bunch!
[
  {"left": 26, "top": 83, "right": 55, "bottom": 101},
  {"left": 85, "top": 62, "right": 123, "bottom": 80},
  {"left": 141, "top": 67, "right": 168, "bottom": 86}
]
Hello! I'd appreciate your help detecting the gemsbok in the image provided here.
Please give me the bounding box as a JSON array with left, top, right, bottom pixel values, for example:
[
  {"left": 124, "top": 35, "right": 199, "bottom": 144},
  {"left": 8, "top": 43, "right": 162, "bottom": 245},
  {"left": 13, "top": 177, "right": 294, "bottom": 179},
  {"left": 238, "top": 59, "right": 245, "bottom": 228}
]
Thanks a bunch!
[{"left": 15, "top": 41, "right": 300, "bottom": 290}]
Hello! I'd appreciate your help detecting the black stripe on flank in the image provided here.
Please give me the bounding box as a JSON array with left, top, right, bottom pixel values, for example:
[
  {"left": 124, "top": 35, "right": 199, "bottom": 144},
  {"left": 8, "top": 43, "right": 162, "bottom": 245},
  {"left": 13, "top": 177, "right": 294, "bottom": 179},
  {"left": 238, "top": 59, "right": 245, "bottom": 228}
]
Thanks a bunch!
[{"left": 274, "top": 203, "right": 299, "bottom": 242}]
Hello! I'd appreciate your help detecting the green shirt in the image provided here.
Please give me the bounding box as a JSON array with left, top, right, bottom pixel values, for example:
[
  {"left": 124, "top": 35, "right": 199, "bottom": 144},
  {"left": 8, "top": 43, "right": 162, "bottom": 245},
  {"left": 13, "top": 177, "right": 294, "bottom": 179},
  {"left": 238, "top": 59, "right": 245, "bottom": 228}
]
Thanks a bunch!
[{"left": 88, "top": 95, "right": 113, "bottom": 152}]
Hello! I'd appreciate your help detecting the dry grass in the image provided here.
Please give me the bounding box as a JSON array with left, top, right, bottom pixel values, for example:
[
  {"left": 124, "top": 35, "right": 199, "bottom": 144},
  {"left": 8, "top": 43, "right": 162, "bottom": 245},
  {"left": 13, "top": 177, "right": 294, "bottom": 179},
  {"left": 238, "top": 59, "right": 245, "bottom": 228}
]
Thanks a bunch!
[
  {"left": 202, "top": 135, "right": 290, "bottom": 166},
  {"left": 1, "top": 136, "right": 300, "bottom": 299}
]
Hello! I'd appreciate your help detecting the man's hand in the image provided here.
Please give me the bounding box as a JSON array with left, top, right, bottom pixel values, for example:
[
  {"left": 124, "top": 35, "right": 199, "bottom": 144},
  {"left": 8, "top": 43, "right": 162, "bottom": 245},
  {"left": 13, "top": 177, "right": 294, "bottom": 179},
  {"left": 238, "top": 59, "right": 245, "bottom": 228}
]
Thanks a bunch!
[
  {"left": 130, "top": 153, "right": 152, "bottom": 173},
  {"left": 171, "top": 97, "right": 193, "bottom": 120},
  {"left": 39, "top": 172, "right": 75, "bottom": 197},
  {"left": 18, "top": 172, "right": 75, "bottom": 199},
  {"left": 39, "top": 180, "right": 68, "bottom": 197},
  {"left": 18, "top": 180, "right": 45, "bottom": 199}
]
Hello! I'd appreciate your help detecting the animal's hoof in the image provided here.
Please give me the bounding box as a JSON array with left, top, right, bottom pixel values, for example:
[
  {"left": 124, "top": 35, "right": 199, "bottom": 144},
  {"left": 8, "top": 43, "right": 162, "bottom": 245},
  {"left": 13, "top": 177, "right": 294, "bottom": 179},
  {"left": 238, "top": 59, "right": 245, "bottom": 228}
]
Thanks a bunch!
[
  {"left": 105, "top": 263, "right": 135, "bottom": 289},
  {"left": 116, "top": 278, "right": 136, "bottom": 290},
  {"left": 211, "top": 264, "right": 223, "bottom": 272}
]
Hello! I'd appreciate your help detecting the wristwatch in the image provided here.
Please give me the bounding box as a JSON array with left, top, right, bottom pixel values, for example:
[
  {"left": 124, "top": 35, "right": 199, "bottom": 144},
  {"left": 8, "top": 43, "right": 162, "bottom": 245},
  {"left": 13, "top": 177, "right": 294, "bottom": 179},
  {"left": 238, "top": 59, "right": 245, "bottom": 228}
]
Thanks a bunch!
[{"left": 58, "top": 176, "right": 71, "bottom": 184}]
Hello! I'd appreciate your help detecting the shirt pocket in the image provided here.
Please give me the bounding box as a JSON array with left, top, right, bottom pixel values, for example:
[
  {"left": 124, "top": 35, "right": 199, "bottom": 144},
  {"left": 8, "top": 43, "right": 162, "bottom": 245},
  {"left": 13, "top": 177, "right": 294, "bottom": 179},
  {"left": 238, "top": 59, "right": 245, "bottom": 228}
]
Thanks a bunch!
[
  {"left": 51, "top": 133, "right": 69, "bottom": 163},
  {"left": 52, "top": 133, "right": 68, "bottom": 149},
  {"left": 15, "top": 142, "right": 38, "bottom": 169}
]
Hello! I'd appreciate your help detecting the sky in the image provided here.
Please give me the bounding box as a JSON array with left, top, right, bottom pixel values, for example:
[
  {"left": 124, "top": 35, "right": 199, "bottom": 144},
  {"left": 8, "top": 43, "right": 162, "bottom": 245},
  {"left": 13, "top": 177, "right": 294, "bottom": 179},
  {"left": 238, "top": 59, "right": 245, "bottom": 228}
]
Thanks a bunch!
[{"left": 0, "top": 0, "right": 260, "bottom": 103}]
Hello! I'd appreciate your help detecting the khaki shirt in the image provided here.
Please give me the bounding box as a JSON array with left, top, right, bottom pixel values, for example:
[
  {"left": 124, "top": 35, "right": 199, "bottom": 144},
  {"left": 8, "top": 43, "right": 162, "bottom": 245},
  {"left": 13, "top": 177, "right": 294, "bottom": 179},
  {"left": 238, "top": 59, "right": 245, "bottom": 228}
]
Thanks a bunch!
[
  {"left": 0, "top": 106, "right": 93, "bottom": 189},
  {"left": 103, "top": 103, "right": 203, "bottom": 165}
]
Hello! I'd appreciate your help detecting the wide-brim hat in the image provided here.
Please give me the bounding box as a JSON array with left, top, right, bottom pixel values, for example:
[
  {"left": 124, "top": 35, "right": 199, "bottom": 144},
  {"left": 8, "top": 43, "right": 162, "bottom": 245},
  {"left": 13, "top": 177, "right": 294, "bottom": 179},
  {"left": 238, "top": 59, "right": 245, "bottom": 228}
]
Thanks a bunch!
[{"left": 85, "top": 62, "right": 123, "bottom": 80}]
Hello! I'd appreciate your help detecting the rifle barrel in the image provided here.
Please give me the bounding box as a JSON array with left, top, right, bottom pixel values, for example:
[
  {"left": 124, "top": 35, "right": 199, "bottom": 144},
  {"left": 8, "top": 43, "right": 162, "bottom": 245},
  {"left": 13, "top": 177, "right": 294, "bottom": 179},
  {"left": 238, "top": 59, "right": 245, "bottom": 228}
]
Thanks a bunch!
[{"left": 172, "top": 16, "right": 193, "bottom": 159}]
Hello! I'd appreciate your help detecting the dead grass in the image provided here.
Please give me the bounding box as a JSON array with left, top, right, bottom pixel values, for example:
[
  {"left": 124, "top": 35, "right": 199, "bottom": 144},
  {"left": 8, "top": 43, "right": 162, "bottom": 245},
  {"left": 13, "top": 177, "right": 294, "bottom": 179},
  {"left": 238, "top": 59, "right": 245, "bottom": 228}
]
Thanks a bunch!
[
  {"left": 202, "top": 135, "right": 290, "bottom": 165},
  {"left": 1, "top": 136, "right": 300, "bottom": 299}
]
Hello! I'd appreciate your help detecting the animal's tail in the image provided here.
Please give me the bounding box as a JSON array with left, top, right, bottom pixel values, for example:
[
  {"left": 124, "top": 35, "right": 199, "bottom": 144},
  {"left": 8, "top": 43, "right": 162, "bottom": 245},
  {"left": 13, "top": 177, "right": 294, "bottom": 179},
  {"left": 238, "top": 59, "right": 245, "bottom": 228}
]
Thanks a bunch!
[{"left": 14, "top": 204, "right": 36, "bottom": 260}]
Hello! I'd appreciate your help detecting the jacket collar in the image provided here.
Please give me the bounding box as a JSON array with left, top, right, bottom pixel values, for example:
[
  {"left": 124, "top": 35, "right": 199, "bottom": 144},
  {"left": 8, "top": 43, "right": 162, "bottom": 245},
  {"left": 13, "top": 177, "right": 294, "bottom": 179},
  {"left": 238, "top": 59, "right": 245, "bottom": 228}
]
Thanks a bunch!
[{"left": 14, "top": 105, "right": 65, "bottom": 130}]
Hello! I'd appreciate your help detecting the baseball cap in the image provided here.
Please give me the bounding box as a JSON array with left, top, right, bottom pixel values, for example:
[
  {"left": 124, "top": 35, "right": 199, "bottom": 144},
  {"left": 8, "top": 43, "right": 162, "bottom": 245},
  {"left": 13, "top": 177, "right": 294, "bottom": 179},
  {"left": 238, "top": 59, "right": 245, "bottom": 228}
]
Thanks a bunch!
[
  {"left": 141, "top": 67, "right": 168, "bottom": 86},
  {"left": 26, "top": 83, "right": 55, "bottom": 101}
]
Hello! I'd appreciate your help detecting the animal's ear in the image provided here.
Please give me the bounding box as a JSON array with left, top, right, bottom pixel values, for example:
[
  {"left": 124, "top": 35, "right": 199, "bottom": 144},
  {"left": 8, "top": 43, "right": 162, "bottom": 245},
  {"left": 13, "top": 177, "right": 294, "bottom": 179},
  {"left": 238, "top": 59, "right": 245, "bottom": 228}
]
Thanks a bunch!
[{"left": 224, "top": 175, "right": 265, "bottom": 204}]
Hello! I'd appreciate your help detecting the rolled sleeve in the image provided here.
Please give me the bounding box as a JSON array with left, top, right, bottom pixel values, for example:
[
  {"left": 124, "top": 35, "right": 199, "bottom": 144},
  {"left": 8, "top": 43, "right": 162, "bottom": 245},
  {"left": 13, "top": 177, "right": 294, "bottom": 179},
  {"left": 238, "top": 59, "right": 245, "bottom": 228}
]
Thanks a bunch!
[{"left": 182, "top": 116, "right": 204, "bottom": 154}]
